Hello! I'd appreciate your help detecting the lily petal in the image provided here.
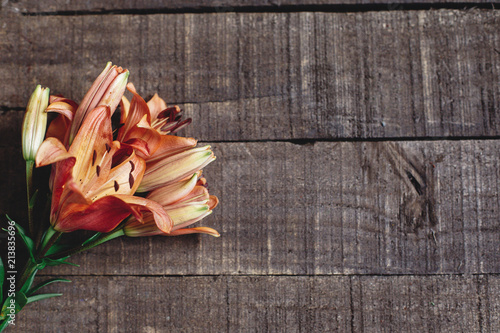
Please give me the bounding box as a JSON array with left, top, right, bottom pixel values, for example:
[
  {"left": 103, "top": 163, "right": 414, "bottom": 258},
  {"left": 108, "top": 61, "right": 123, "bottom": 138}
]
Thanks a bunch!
[
  {"left": 36, "top": 137, "right": 73, "bottom": 167},
  {"left": 123, "top": 217, "right": 164, "bottom": 237},
  {"left": 98, "top": 70, "right": 129, "bottom": 116},
  {"left": 46, "top": 114, "right": 71, "bottom": 142},
  {"left": 69, "top": 63, "right": 128, "bottom": 143},
  {"left": 147, "top": 173, "right": 199, "bottom": 206},
  {"left": 46, "top": 101, "right": 75, "bottom": 121},
  {"left": 168, "top": 227, "right": 220, "bottom": 237},
  {"left": 88, "top": 149, "right": 146, "bottom": 200},
  {"left": 208, "top": 195, "right": 219, "bottom": 210},
  {"left": 113, "top": 194, "right": 172, "bottom": 233},
  {"left": 146, "top": 135, "right": 197, "bottom": 162},
  {"left": 147, "top": 93, "right": 168, "bottom": 121},
  {"left": 138, "top": 145, "right": 215, "bottom": 192},
  {"left": 118, "top": 86, "right": 151, "bottom": 142},
  {"left": 162, "top": 186, "right": 210, "bottom": 210},
  {"left": 121, "top": 138, "right": 151, "bottom": 157},
  {"left": 120, "top": 96, "right": 131, "bottom": 124},
  {"left": 54, "top": 195, "right": 144, "bottom": 233},
  {"left": 124, "top": 123, "right": 162, "bottom": 159},
  {"left": 69, "top": 105, "right": 113, "bottom": 188},
  {"left": 167, "top": 204, "right": 211, "bottom": 227}
]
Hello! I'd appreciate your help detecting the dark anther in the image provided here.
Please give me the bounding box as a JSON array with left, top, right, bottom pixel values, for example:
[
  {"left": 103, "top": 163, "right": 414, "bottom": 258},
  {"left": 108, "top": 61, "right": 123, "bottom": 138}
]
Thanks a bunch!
[
  {"left": 96, "top": 165, "right": 101, "bottom": 177},
  {"left": 114, "top": 180, "right": 119, "bottom": 192},
  {"left": 129, "top": 160, "right": 135, "bottom": 172},
  {"left": 129, "top": 174, "right": 135, "bottom": 188},
  {"left": 92, "top": 150, "right": 97, "bottom": 166}
]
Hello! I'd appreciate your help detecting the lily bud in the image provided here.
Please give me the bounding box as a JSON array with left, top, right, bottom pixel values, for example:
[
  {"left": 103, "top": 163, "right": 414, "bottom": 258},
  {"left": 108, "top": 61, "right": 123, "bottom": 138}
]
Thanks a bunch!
[
  {"left": 22, "top": 85, "right": 50, "bottom": 161},
  {"left": 69, "top": 62, "right": 129, "bottom": 144},
  {"left": 137, "top": 145, "right": 216, "bottom": 192}
]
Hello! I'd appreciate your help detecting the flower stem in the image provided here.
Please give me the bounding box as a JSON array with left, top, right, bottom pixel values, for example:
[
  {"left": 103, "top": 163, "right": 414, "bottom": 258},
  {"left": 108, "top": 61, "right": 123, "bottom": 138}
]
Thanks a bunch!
[
  {"left": 17, "top": 227, "right": 61, "bottom": 291},
  {"left": 16, "top": 259, "right": 38, "bottom": 292},
  {"left": 34, "top": 197, "right": 51, "bottom": 249},
  {"left": 25, "top": 160, "right": 35, "bottom": 238},
  {"left": 48, "top": 228, "right": 125, "bottom": 260},
  {"left": 38, "top": 227, "right": 62, "bottom": 258}
]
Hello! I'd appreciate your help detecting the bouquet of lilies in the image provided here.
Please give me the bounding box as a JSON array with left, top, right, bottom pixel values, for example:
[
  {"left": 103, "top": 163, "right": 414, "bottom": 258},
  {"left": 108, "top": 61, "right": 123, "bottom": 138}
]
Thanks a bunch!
[{"left": 0, "top": 63, "right": 219, "bottom": 330}]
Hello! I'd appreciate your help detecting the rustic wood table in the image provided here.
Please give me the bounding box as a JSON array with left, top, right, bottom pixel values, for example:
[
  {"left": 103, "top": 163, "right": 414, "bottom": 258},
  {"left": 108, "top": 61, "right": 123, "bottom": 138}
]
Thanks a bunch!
[{"left": 1, "top": 1, "right": 499, "bottom": 332}]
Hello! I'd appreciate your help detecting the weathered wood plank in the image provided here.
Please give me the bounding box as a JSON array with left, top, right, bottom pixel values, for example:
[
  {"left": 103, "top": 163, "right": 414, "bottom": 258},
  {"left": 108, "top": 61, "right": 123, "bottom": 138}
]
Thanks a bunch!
[
  {"left": 1, "top": 140, "right": 495, "bottom": 276},
  {"left": 11, "top": 275, "right": 500, "bottom": 332},
  {"left": 1, "top": 10, "right": 498, "bottom": 140},
  {"left": 9, "top": 0, "right": 492, "bottom": 14}
]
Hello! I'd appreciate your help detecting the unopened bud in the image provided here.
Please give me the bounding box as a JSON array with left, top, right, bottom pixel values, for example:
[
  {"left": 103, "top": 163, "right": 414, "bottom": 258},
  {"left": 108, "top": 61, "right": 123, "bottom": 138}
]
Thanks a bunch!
[{"left": 22, "top": 85, "right": 49, "bottom": 161}]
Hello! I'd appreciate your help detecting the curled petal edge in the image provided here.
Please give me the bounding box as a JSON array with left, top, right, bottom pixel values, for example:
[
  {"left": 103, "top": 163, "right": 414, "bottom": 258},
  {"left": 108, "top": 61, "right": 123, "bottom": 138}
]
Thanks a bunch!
[
  {"left": 168, "top": 227, "right": 220, "bottom": 237},
  {"left": 35, "top": 137, "right": 74, "bottom": 167},
  {"left": 113, "top": 194, "right": 173, "bottom": 234}
]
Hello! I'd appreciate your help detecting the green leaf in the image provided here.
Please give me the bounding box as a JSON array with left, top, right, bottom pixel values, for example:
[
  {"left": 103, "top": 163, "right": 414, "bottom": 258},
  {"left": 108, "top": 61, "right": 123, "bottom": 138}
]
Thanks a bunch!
[
  {"left": 1, "top": 291, "right": 28, "bottom": 319},
  {"left": 14, "top": 291, "right": 27, "bottom": 311},
  {"left": 27, "top": 293, "right": 63, "bottom": 304},
  {"left": 6, "top": 219, "right": 36, "bottom": 263},
  {"left": 19, "top": 269, "right": 38, "bottom": 295},
  {"left": 82, "top": 232, "right": 102, "bottom": 246},
  {"left": 0, "top": 298, "right": 7, "bottom": 320},
  {"left": 44, "top": 243, "right": 70, "bottom": 257},
  {"left": 40, "top": 226, "right": 57, "bottom": 251},
  {"left": 0, "top": 317, "right": 11, "bottom": 331},
  {"left": 42, "top": 257, "right": 79, "bottom": 267},
  {"left": 28, "top": 189, "right": 38, "bottom": 209},
  {"left": 27, "top": 278, "right": 71, "bottom": 296},
  {"left": 0, "top": 257, "right": 4, "bottom": 302}
]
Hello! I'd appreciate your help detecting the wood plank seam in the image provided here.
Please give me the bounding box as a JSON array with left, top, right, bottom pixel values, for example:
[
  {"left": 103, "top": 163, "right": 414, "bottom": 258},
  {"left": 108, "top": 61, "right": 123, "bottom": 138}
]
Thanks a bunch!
[{"left": 15, "top": 3, "right": 500, "bottom": 16}]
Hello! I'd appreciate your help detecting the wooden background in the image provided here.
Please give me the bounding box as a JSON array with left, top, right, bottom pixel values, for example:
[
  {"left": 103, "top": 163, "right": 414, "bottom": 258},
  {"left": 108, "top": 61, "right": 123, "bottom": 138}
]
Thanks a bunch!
[{"left": 1, "top": 0, "right": 499, "bottom": 332}]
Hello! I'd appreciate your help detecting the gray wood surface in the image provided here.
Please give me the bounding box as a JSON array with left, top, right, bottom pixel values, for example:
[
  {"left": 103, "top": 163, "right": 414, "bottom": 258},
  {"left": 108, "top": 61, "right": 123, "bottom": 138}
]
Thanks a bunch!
[
  {"left": 0, "top": 4, "right": 498, "bottom": 333},
  {"left": 2, "top": 140, "right": 499, "bottom": 276},
  {"left": 1, "top": 10, "right": 499, "bottom": 140},
  {"left": 8, "top": 0, "right": 496, "bottom": 14},
  {"left": 10, "top": 275, "right": 500, "bottom": 332}
]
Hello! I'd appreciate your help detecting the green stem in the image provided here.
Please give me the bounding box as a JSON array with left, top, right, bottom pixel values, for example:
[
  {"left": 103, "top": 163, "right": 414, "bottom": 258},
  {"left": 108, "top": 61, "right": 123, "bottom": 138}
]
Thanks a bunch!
[
  {"left": 34, "top": 198, "right": 51, "bottom": 249},
  {"left": 17, "top": 227, "right": 61, "bottom": 291},
  {"left": 38, "top": 227, "right": 62, "bottom": 258},
  {"left": 25, "top": 160, "right": 35, "bottom": 238},
  {"left": 16, "top": 259, "right": 37, "bottom": 292},
  {"left": 48, "top": 228, "right": 125, "bottom": 260}
]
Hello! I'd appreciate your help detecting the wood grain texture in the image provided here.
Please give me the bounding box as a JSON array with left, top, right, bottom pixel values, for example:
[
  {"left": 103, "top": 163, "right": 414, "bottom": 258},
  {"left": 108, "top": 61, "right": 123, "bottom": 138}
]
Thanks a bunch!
[
  {"left": 0, "top": 10, "right": 499, "bottom": 140},
  {"left": 7, "top": 1, "right": 493, "bottom": 14},
  {"left": 1, "top": 5, "right": 499, "bottom": 332},
  {"left": 10, "top": 275, "right": 500, "bottom": 332},
  {"left": 0, "top": 140, "right": 484, "bottom": 276}
]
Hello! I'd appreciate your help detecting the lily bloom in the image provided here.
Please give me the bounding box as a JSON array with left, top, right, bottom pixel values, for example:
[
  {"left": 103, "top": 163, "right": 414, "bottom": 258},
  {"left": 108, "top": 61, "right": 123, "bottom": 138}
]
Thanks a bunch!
[
  {"left": 45, "top": 95, "right": 79, "bottom": 143},
  {"left": 35, "top": 106, "right": 171, "bottom": 233},
  {"left": 117, "top": 84, "right": 217, "bottom": 194},
  {"left": 117, "top": 83, "right": 196, "bottom": 161},
  {"left": 124, "top": 174, "right": 219, "bottom": 237},
  {"left": 68, "top": 62, "right": 129, "bottom": 144},
  {"left": 137, "top": 145, "right": 216, "bottom": 193},
  {"left": 22, "top": 85, "right": 50, "bottom": 161}
]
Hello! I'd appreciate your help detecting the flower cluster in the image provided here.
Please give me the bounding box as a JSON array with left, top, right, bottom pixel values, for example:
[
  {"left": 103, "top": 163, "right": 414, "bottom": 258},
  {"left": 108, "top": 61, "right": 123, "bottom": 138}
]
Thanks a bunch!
[
  {"left": 0, "top": 63, "right": 220, "bottom": 330},
  {"left": 34, "top": 62, "right": 219, "bottom": 237}
]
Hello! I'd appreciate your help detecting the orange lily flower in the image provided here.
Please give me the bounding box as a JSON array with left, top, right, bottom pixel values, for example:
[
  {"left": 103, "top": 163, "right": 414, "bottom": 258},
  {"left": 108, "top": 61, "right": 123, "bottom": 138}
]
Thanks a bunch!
[
  {"left": 117, "top": 83, "right": 196, "bottom": 160},
  {"left": 68, "top": 62, "right": 129, "bottom": 144},
  {"left": 35, "top": 106, "right": 171, "bottom": 233},
  {"left": 45, "top": 95, "right": 79, "bottom": 143},
  {"left": 137, "top": 145, "right": 216, "bottom": 192},
  {"left": 117, "top": 84, "right": 216, "bottom": 193},
  {"left": 124, "top": 174, "right": 219, "bottom": 237}
]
